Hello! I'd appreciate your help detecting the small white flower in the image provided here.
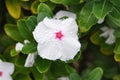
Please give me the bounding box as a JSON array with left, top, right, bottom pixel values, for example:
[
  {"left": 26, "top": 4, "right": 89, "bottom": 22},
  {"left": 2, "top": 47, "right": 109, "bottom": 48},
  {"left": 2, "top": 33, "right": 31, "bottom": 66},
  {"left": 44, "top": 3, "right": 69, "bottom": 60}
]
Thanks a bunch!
[
  {"left": 97, "top": 18, "right": 104, "bottom": 24},
  {"left": 57, "top": 77, "right": 69, "bottom": 80},
  {"left": 24, "top": 40, "right": 30, "bottom": 44},
  {"left": 100, "top": 26, "right": 115, "bottom": 44},
  {"left": 33, "top": 17, "right": 81, "bottom": 61},
  {"left": 15, "top": 40, "right": 30, "bottom": 52},
  {"left": 54, "top": 10, "right": 76, "bottom": 20},
  {"left": 24, "top": 52, "right": 37, "bottom": 67},
  {"left": 15, "top": 42, "right": 24, "bottom": 52},
  {"left": 0, "top": 59, "right": 14, "bottom": 80}
]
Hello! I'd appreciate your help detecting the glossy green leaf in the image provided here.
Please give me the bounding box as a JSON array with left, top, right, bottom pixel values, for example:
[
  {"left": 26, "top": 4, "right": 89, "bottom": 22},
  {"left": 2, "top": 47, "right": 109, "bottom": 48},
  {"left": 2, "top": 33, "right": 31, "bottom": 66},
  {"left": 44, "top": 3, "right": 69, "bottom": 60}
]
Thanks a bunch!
[
  {"left": 51, "top": 61, "right": 68, "bottom": 77},
  {"left": 87, "top": 67, "right": 103, "bottom": 80},
  {"left": 114, "top": 54, "right": 120, "bottom": 62},
  {"left": 39, "top": 0, "right": 48, "bottom": 2},
  {"left": 114, "top": 28, "right": 120, "bottom": 38},
  {"left": 37, "top": 12, "right": 51, "bottom": 23},
  {"left": 78, "top": 2, "right": 97, "bottom": 32},
  {"left": 22, "top": 42, "right": 37, "bottom": 54},
  {"left": 65, "top": 65, "right": 76, "bottom": 74},
  {"left": 5, "top": 0, "right": 21, "bottom": 19},
  {"left": 4, "top": 24, "right": 24, "bottom": 42},
  {"left": 90, "top": 31, "right": 104, "bottom": 45},
  {"left": 32, "top": 67, "right": 44, "bottom": 80},
  {"left": 26, "top": 16, "right": 37, "bottom": 32},
  {"left": 107, "top": 7, "right": 120, "bottom": 27},
  {"left": 70, "top": 73, "right": 82, "bottom": 80},
  {"left": 0, "top": 34, "right": 15, "bottom": 47},
  {"left": 17, "top": 19, "right": 33, "bottom": 40},
  {"left": 110, "top": 0, "right": 120, "bottom": 7},
  {"left": 35, "top": 57, "right": 51, "bottom": 73},
  {"left": 37, "top": 3, "right": 53, "bottom": 16},
  {"left": 31, "top": 0, "right": 40, "bottom": 14},
  {"left": 10, "top": 48, "right": 19, "bottom": 57},
  {"left": 93, "top": 0, "right": 113, "bottom": 19},
  {"left": 114, "top": 39, "right": 120, "bottom": 55},
  {"left": 50, "top": 0, "right": 80, "bottom": 5},
  {"left": 14, "top": 73, "right": 31, "bottom": 80},
  {"left": 100, "top": 43, "right": 114, "bottom": 55}
]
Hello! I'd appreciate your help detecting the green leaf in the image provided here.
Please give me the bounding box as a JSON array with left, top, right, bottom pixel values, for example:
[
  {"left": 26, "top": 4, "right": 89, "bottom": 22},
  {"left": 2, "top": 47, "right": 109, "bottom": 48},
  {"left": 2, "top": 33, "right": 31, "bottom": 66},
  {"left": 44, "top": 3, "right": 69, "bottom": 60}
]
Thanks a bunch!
[
  {"left": 90, "top": 31, "right": 104, "bottom": 45},
  {"left": 114, "top": 54, "right": 120, "bottom": 62},
  {"left": 87, "top": 67, "right": 103, "bottom": 80},
  {"left": 22, "top": 42, "right": 37, "bottom": 54},
  {"left": 35, "top": 57, "right": 51, "bottom": 73},
  {"left": 26, "top": 16, "right": 37, "bottom": 32},
  {"left": 70, "top": 73, "right": 82, "bottom": 80},
  {"left": 10, "top": 48, "right": 19, "bottom": 57},
  {"left": 4, "top": 24, "right": 24, "bottom": 42},
  {"left": 37, "top": 3, "right": 53, "bottom": 16},
  {"left": 78, "top": 2, "right": 97, "bottom": 32},
  {"left": 31, "top": 1, "right": 40, "bottom": 14},
  {"left": 50, "top": 0, "right": 80, "bottom": 5},
  {"left": 51, "top": 61, "right": 68, "bottom": 77},
  {"left": 107, "top": 7, "right": 120, "bottom": 27},
  {"left": 100, "top": 43, "right": 114, "bottom": 55},
  {"left": 17, "top": 19, "right": 33, "bottom": 40},
  {"left": 110, "top": 0, "right": 120, "bottom": 7},
  {"left": 114, "top": 39, "right": 120, "bottom": 55},
  {"left": 14, "top": 73, "right": 31, "bottom": 80},
  {"left": 32, "top": 67, "right": 44, "bottom": 80},
  {"left": 39, "top": 0, "right": 48, "bottom": 2},
  {"left": 114, "top": 28, "right": 120, "bottom": 38},
  {"left": 93, "top": 0, "right": 113, "bottom": 19},
  {"left": 5, "top": 0, "right": 21, "bottom": 19},
  {"left": 0, "top": 34, "right": 15, "bottom": 47},
  {"left": 37, "top": 12, "right": 51, "bottom": 23},
  {"left": 65, "top": 65, "right": 76, "bottom": 74}
]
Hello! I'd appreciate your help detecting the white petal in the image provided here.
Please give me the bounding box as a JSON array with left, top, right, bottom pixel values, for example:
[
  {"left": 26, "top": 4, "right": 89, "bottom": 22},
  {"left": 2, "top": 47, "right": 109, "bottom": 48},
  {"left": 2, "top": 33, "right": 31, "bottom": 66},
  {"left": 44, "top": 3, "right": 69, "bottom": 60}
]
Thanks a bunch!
[
  {"left": 37, "top": 42, "right": 62, "bottom": 60},
  {"left": 43, "top": 17, "right": 63, "bottom": 30},
  {"left": 97, "top": 18, "right": 104, "bottom": 24},
  {"left": 15, "top": 42, "right": 24, "bottom": 51},
  {"left": 99, "top": 31, "right": 109, "bottom": 38},
  {"left": 24, "top": 40, "right": 30, "bottom": 44},
  {"left": 100, "top": 26, "right": 109, "bottom": 32},
  {"left": 57, "top": 77, "right": 69, "bottom": 80},
  {"left": 33, "top": 21, "right": 55, "bottom": 44},
  {"left": 105, "top": 30, "right": 115, "bottom": 44},
  {"left": 24, "top": 52, "right": 37, "bottom": 67},
  {"left": 54, "top": 10, "right": 76, "bottom": 19},
  {"left": 0, "top": 73, "right": 13, "bottom": 80},
  {"left": 60, "top": 38, "right": 81, "bottom": 61},
  {"left": 0, "top": 62, "right": 14, "bottom": 75},
  {"left": 62, "top": 18, "right": 78, "bottom": 39}
]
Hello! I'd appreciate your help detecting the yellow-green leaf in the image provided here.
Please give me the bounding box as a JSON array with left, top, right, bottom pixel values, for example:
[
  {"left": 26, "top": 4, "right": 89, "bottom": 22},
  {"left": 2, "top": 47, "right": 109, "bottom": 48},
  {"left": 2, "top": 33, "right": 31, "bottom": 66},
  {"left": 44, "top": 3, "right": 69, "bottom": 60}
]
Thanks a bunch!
[
  {"left": 31, "top": 1, "right": 40, "bottom": 14},
  {"left": 5, "top": 0, "right": 21, "bottom": 19}
]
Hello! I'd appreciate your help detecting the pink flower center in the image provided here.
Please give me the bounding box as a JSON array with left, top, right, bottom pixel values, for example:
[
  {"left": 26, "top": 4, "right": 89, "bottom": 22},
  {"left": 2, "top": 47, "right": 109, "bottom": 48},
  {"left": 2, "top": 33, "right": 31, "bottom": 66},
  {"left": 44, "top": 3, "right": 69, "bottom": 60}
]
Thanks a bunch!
[
  {"left": 55, "top": 31, "right": 64, "bottom": 40},
  {"left": 0, "top": 71, "right": 3, "bottom": 77}
]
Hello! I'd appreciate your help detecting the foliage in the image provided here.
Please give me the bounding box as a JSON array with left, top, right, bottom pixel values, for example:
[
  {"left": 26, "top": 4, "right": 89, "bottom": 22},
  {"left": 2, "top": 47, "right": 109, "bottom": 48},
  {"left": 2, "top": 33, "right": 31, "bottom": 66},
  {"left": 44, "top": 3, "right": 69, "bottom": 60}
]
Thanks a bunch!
[{"left": 0, "top": 0, "right": 120, "bottom": 80}]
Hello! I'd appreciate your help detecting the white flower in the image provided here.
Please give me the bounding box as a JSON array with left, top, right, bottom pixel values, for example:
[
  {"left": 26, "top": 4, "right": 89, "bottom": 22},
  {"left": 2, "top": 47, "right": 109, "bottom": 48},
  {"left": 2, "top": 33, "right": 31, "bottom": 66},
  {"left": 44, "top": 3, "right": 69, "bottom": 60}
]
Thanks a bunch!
[
  {"left": 15, "top": 42, "right": 24, "bottom": 52},
  {"left": 0, "top": 59, "right": 14, "bottom": 80},
  {"left": 100, "top": 26, "right": 115, "bottom": 44},
  {"left": 33, "top": 17, "right": 81, "bottom": 61},
  {"left": 15, "top": 40, "right": 30, "bottom": 52},
  {"left": 24, "top": 52, "right": 37, "bottom": 67},
  {"left": 24, "top": 40, "right": 30, "bottom": 44},
  {"left": 57, "top": 77, "right": 69, "bottom": 80},
  {"left": 54, "top": 10, "right": 76, "bottom": 20}
]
